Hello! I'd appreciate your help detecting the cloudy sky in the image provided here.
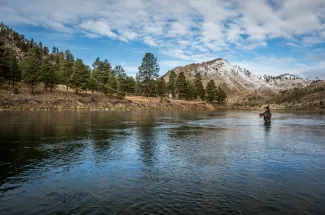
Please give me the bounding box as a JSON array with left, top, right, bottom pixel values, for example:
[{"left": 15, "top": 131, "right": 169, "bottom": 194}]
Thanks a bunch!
[{"left": 1, "top": 0, "right": 325, "bottom": 78}]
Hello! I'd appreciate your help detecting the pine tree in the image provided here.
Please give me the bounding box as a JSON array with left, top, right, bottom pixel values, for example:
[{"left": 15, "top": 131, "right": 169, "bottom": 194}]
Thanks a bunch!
[
  {"left": 135, "top": 75, "right": 142, "bottom": 95},
  {"left": 167, "top": 70, "right": 177, "bottom": 99},
  {"left": 92, "top": 57, "right": 112, "bottom": 94},
  {"left": 9, "top": 51, "right": 21, "bottom": 86},
  {"left": 176, "top": 72, "right": 188, "bottom": 99},
  {"left": 30, "top": 38, "right": 34, "bottom": 48},
  {"left": 143, "top": 79, "right": 156, "bottom": 97},
  {"left": 124, "top": 76, "right": 136, "bottom": 94},
  {"left": 216, "top": 87, "right": 227, "bottom": 103},
  {"left": 114, "top": 65, "right": 126, "bottom": 78},
  {"left": 38, "top": 42, "right": 43, "bottom": 50},
  {"left": 65, "top": 50, "right": 74, "bottom": 62},
  {"left": 194, "top": 72, "right": 205, "bottom": 100},
  {"left": 186, "top": 80, "right": 196, "bottom": 100},
  {"left": 21, "top": 48, "right": 42, "bottom": 93},
  {"left": 92, "top": 57, "right": 100, "bottom": 67},
  {"left": 156, "top": 78, "right": 167, "bottom": 97},
  {"left": 43, "top": 46, "right": 49, "bottom": 54},
  {"left": 47, "top": 66, "right": 57, "bottom": 92},
  {"left": 70, "top": 59, "right": 90, "bottom": 94},
  {"left": 54, "top": 53, "right": 61, "bottom": 65},
  {"left": 137, "top": 52, "right": 160, "bottom": 97},
  {"left": 21, "top": 40, "right": 28, "bottom": 52},
  {"left": 58, "top": 59, "right": 68, "bottom": 89},
  {"left": 114, "top": 65, "right": 127, "bottom": 96},
  {"left": 206, "top": 80, "right": 217, "bottom": 102},
  {"left": 58, "top": 50, "right": 74, "bottom": 90},
  {"left": 40, "top": 57, "right": 57, "bottom": 91},
  {"left": 138, "top": 53, "right": 160, "bottom": 81},
  {"left": 107, "top": 74, "right": 117, "bottom": 95},
  {"left": 0, "top": 39, "right": 7, "bottom": 80},
  {"left": 1, "top": 48, "right": 20, "bottom": 85},
  {"left": 87, "top": 73, "right": 97, "bottom": 94},
  {"left": 0, "top": 40, "right": 12, "bottom": 83},
  {"left": 34, "top": 46, "right": 43, "bottom": 61}
]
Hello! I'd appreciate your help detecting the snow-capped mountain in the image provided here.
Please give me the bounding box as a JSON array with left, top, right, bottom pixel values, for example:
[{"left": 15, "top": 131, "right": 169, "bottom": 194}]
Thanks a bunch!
[{"left": 163, "top": 58, "right": 309, "bottom": 100}]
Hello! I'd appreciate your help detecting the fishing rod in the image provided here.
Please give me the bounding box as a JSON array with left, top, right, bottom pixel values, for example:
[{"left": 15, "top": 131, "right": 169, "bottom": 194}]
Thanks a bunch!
[{"left": 90, "top": 76, "right": 160, "bottom": 97}]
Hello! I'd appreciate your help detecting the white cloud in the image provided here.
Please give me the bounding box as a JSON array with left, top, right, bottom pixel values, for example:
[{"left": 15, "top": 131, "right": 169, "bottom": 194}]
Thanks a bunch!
[
  {"left": 168, "top": 22, "right": 188, "bottom": 37},
  {"left": 161, "top": 49, "right": 190, "bottom": 61},
  {"left": 84, "top": 33, "right": 100, "bottom": 39},
  {"left": 286, "top": 42, "right": 300, "bottom": 48},
  {"left": 160, "top": 60, "right": 192, "bottom": 69},
  {"left": 2, "top": 0, "right": 324, "bottom": 44},
  {"left": 233, "top": 61, "right": 303, "bottom": 77},
  {"left": 320, "top": 31, "right": 325, "bottom": 39},
  {"left": 234, "top": 56, "right": 325, "bottom": 78},
  {"left": 301, "top": 69, "right": 325, "bottom": 80},
  {"left": 120, "top": 30, "right": 138, "bottom": 40},
  {"left": 226, "top": 23, "right": 243, "bottom": 43},
  {"left": 238, "top": 41, "right": 267, "bottom": 50},
  {"left": 2, "top": 0, "right": 325, "bottom": 75},
  {"left": 302, "top": 36, "right": 324, "bottom": 46},
  {"left": 143, "top": 36, "right": 157, "bottom": 47},
  {"left": 80, "top": 19, "right": 118, "bottom": 39}
]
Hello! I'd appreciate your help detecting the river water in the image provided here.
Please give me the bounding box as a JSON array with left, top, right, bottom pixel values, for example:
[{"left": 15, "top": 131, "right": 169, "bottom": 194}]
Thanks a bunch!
[{"left": 0, "top": 111, "right": 325, "bottom": 214}]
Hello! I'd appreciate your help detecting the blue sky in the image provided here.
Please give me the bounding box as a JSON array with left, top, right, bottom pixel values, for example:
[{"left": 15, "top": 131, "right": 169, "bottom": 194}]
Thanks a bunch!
[{"left": 1, "top": 0, "right": 325, "bottom": 79}]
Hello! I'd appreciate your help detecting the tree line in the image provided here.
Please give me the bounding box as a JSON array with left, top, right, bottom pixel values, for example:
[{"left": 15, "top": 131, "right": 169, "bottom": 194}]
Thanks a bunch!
[
  {"left": 162, "top": 69, "right": 226, "bottom": 102},
  {"left": 0, "top": 22, "right": 226, "bottom": 103},
  {"left": 132, "top": 52, "right": 226, "bottom": 103}
]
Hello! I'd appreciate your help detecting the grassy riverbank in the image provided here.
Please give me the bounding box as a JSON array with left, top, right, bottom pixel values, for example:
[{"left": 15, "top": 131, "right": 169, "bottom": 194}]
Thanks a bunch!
[
  {"left": 1, "top": 83, "right": 324, "bottom": 112},
  {"left": 0, "top": 83, "right": 221, "bottom": 111}
]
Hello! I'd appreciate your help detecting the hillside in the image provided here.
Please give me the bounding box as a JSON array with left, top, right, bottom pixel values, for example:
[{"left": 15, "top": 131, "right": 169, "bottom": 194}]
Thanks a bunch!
[
  {"left": 163, "top": 58, "right": 309, "bottom": 103},
  {"left": 0, "top": 83, "right": 217, "bottom": 111},
  {"left": 0, "top": 22, "right": 138, "bottom": 96}
]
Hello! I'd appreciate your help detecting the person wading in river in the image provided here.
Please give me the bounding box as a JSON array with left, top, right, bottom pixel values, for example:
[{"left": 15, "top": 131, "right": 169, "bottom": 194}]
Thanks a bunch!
[{"left": 259, "top": 106, "right": 272, "bottom": 123}]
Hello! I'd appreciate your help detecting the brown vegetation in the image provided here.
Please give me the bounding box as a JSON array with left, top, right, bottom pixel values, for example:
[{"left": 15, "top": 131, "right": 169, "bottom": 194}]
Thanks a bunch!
[
  {"left": 232, "top": 80, "right": 325, "bottom": 111},
  {"left": 1, "top": 80, "right": 324, "bottom": 111},
  {"left": 0, "top": 83, "right": 220, "bottom": 111}
]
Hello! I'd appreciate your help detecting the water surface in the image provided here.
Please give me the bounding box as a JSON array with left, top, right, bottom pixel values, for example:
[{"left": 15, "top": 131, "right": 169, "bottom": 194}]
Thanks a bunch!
[{"left": 1, "top": 111, "right": 325, "bottom": 214}]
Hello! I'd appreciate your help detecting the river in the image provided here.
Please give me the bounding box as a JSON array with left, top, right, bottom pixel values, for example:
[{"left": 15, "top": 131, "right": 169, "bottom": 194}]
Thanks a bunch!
[{"left": 1, "top": 111, "right": 325, "bottom": 214}]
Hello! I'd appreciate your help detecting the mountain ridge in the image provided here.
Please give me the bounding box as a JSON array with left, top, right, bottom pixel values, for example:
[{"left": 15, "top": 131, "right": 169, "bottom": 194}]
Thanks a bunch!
[{"left": 163, "top": 58, "right": 309, "bottom": 102}]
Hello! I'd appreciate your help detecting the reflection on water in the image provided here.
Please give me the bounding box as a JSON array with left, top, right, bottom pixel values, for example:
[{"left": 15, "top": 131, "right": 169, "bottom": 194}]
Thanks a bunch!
[
  {"left": 1, "top": 111, "right": 325, "bottom": 214},
  {"left": 264, "top": 123, "right": 271, "bottom": 135}
]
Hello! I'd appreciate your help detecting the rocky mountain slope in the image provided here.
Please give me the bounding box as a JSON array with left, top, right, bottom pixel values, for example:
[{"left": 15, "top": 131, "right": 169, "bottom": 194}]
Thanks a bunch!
[{"left": 163, "top": 58, "right": 309, "bottom": 102}]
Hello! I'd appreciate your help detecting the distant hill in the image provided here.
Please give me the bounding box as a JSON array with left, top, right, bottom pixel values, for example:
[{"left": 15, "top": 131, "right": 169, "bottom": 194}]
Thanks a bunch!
[
  {"left": 0, "top": 22, "right": 51, "bottom": 60},
  {"left": 162, "top": 58, "right": 310, "bottom": 103}
]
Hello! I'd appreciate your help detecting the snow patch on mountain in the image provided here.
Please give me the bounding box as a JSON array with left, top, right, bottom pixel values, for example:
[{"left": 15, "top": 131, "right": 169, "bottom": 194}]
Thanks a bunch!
[{"left": 165, "top": 58, "right": 309, "bottom": 97}]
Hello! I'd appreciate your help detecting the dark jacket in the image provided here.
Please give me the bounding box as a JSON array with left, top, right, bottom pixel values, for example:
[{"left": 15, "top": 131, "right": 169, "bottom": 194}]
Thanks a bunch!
[{"left": 260, "top": 110, "right": 272, "bottom": 122}]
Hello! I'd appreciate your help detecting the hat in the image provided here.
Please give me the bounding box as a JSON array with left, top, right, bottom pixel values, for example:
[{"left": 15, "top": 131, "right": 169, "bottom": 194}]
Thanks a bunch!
[{"left": 265, "top": 105, "right": 270, "bottom": 109}]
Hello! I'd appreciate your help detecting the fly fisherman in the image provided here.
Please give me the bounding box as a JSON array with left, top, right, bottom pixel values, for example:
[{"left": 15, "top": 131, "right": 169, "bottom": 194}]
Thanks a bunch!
[{"left": 259, "top": 106, "right": 272, "bottom": 123}]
